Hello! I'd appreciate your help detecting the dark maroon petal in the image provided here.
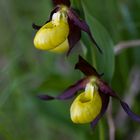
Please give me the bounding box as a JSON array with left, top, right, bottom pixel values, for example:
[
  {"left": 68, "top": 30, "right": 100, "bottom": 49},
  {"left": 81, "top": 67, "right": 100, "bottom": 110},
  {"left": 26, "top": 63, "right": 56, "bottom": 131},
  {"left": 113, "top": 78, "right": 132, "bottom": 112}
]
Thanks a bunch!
[
  {"left": 120, "top": 101, "right": 140, "bottom": 122},
  {"left": 38, "top": 95, "right": 55, "bottom": 100},
  {"left": 98, "top": 80, "right": 119, "bottom": 98},
  {"left": 75, "top": 55, "right": 101, "bottom": 77},
  {"left": 38, "top": 78, "right": 89, "bottom": 101},
  {"left": 99, "top": 80, "right": 140, "bottom": 123},
  {"left": 52, "top": 0, "right": 70, "bottom": 7},
  {"left": 67, "top": 18, "right": 81, "bottom": 55},
  {"left": 68, "top": 8, "right": 102, "bottom": 53},
  {"left": 57, "top": 78, "right": 89, "bottom": 100},
  {"left": 91, "top": 93, "right": 109, "bottom": 128}
]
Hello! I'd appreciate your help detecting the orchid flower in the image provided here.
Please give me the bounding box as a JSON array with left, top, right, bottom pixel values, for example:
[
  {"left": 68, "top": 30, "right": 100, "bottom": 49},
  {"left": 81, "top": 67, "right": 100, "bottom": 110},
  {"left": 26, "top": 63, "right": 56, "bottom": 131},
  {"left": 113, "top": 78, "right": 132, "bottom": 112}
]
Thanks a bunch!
[
  {"left": 38, "top": 56, "right": 140, "bottom": 127},
  {"left": 33, "top": 0, "right": 102, "bottom": 55}
]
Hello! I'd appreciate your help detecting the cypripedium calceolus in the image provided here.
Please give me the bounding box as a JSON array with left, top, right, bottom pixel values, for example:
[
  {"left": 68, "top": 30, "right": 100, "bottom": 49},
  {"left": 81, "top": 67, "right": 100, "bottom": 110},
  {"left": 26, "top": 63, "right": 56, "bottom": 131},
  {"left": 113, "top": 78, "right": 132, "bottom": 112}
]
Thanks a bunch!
[
  {"left": 33, "top": 0, "right": 102, "bottom": 55},
  {"left": 70, "top": 82, "right": 102, "bottom": 123},
  {"left": 38, "top": 56, "right": 140, "bottom": 127}
]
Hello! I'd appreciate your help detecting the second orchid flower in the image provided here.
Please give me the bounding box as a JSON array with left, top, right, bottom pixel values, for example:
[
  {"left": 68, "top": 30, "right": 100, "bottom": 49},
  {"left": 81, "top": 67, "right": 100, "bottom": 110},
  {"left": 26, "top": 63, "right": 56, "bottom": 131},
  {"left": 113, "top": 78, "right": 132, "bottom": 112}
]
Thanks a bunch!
[{"left": 38, "top": 56, "right": 140, "bottom": 127}]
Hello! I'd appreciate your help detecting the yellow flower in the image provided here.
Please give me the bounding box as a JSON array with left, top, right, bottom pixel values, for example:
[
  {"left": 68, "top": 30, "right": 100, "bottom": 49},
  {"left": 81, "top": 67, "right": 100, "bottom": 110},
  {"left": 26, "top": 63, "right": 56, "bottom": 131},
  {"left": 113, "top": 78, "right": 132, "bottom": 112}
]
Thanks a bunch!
[
  {"left": 70, "top": 82, "right": 102, "bottom": 124},
  {"left": 33, "top": 10, "right": 69, "bottom": 53},
  {"left": 33, "top": 1, "right": 102, "bottom": 54},
  {"left": 38, "top": 56, "right": 140, "bottom": 127}
]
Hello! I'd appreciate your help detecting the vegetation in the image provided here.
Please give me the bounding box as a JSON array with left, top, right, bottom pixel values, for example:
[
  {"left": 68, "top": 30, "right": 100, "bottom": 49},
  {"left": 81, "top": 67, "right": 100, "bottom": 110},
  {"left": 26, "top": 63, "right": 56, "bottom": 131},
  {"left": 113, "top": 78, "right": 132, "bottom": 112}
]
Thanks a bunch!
[{"left": 0, "top": 0, "right": 140, "bottom": 139}]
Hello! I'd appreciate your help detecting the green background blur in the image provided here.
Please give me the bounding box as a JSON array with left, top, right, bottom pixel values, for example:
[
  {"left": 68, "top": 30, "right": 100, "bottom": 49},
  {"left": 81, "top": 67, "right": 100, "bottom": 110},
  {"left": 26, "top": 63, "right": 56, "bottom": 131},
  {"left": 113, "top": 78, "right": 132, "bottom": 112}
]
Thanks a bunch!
[{"left": 0, "top": 0, "right": 140, "bottom": 140}]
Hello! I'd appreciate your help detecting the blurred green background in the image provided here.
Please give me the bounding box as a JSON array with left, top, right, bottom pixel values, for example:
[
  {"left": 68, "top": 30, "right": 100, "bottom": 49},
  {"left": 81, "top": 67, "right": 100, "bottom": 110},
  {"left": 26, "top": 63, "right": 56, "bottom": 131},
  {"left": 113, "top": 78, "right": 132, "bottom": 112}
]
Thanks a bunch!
[{"left": 0, "top": 0, "right": 140, "bottom": 140}]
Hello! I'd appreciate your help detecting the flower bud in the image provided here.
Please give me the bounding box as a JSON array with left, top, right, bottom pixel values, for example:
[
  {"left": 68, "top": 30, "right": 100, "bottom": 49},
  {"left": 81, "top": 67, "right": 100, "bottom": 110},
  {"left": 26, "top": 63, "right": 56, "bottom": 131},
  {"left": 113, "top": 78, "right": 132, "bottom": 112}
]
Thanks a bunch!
[{"left": 70, "top": 83, "right": 102, "bottom": 124}]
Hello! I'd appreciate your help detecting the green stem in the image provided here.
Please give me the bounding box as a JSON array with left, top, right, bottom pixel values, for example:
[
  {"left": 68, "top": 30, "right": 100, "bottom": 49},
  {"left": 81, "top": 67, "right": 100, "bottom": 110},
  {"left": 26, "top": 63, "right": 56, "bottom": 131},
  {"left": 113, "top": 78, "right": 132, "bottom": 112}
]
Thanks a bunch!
[
  {"left": 99, "top": 120, "right": 105, "bottom": 140},
  {"left": 81, "top": 3, "right": 105, "bottom": 138}
]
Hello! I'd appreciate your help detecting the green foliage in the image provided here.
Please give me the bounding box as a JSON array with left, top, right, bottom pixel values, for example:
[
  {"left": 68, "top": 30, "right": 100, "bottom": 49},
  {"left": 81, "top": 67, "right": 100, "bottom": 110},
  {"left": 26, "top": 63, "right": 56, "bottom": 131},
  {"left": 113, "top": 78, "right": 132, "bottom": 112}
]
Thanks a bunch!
[
  {"left": 0, "top": 0, "right": 140, "bottom": 140},
  {"left": 82, "top": 3, "right": 115, "bottom": 82}
]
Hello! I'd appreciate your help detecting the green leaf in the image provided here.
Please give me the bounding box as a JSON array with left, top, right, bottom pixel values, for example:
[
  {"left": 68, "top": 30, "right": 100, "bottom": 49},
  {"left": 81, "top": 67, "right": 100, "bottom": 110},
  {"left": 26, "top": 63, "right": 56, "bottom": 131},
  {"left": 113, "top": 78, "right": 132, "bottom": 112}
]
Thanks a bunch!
[{"left": 81, "top": 3, "right": 115, "bottom": 82}]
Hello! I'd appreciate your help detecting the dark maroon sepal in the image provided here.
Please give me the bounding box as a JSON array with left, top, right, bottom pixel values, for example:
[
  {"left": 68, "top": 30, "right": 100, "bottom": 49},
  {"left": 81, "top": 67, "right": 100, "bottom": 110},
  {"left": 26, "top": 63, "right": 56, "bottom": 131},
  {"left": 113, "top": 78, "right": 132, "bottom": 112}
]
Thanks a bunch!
[
  {"left": 32, "top": 23, "right": 42, "bottom": 30},
  {"left": 67, "top": 19, "right": 81, "bottom": 55},
  {"left": 120, "top": 101, "right": 140, "bottom": 122},
  {"left": 75, "top": 55, "right": 101, "bottom": 77},
  {"left": 68, "top": 8, "right": 102, "bottom": 53},
  {"left": 91, "top": 93, "right": 109, "bottom": 128},
  {"left": 52, "top": 0, "right": 71, "bottom": 7}
]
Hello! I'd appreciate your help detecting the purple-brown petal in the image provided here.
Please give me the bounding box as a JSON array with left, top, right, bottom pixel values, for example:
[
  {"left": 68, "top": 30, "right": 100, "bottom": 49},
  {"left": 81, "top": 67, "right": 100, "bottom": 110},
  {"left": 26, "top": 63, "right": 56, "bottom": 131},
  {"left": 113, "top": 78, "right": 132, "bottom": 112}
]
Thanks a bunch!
[
  {"left": 120, "top": 101, "right": 140, "bottom": 122},
  {"left": 98, "top": 80, "right": 140, "bottom": 122},
  {"left": 75, "top": 55, "right": 101, "bottom": 77},
  {"left": 57, "top": 78, "right": 89, "bottom": 100},
  {"left": 38, "top": 78, "right": 89, "bottom": 101},
  {"left": 52, "top": 0, "right": 71, "bottom": 7},
  {"left": 68, "top": 8, "right": 102, "bottom": 53},
  {"left": 98, "top": 80, "right": 119, "bottom": 98},
  {"left": 67, "top": 19, "right": 81, "bottom": 55},
  {"left": 38, "top": 95, "right": 55, "bottom": 100},
  {"left": 91, "top": 93, "right": 109, "bottom": 128}
]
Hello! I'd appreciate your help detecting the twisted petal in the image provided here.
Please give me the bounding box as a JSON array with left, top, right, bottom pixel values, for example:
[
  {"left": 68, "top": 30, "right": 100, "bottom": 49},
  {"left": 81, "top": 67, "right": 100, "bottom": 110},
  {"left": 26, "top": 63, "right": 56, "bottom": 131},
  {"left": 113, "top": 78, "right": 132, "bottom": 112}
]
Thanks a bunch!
[
  {"left": 98, "top": 80, "right": 140, "bottom": 123},
  {"left": 52, "top": 0, "right": 71, "bottom": 7},
  {"left": 68, "top": 8, "right": 102, "bottom": 53},
  {"left": 38, "top": 78, "right": 89, "bottom": 101},
  {"left": 67, "top": 19, "right": 81, "bottom": 55},
  {"left": 91, "top": 93, "right": 109, "bottom": 128},
  {"left": 98, "top": 80, "right": 118, "bottom": 98},
  {"left": 120, "top": 101, "right": 140, "bottom": 122},
  {"left": 38, "top": 94, "right": 55, "bottom": 100},
  {"left": 75, "top": 55, "right": 101, "bottom": 77}
]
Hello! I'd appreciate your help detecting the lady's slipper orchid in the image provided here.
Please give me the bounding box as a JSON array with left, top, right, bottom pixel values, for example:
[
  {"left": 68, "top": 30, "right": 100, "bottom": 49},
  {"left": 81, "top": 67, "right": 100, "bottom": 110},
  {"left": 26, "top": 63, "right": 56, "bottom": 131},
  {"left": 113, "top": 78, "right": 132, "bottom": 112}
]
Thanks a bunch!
[
  {"left": 38, "top": 56, "right": 140, "bottom": 127},
  {"left": 33, "top": 0, "right": 102, "bottom": 55},
  {"left": 70, "top": 82, "right": 102, "bottom": 123}
]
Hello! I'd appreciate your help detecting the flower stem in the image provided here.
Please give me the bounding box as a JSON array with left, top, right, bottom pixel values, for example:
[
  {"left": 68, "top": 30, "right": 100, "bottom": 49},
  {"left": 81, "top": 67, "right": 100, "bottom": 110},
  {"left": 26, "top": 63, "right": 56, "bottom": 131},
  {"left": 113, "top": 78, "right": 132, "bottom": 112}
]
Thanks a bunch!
[{"left": 99, "top": 120, "right": 105, "bottom": 140}]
